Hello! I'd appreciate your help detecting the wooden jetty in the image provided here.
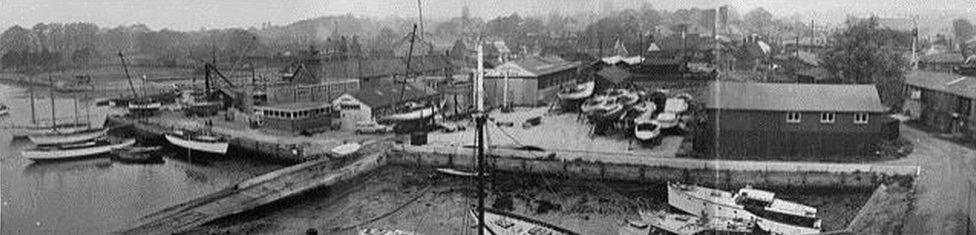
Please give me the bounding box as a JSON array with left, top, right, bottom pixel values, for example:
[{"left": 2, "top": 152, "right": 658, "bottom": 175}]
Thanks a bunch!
[{"left": 116, "top": 142, "right": 389, "bottom": 234}]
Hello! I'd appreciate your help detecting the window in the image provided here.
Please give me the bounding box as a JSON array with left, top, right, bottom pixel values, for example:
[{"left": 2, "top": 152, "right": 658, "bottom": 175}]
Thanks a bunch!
[
  {"left": 854, "top": 113, "right": 869, "bottom": 124},
  {"left": 820, "top": 112, "right": 835, "bottom": 123},
  {"left": 786, "top": 112, "right": 801, "bottom": 123},
  {"left": 341, "top": 104, "right": 360, "bottom": 110}
]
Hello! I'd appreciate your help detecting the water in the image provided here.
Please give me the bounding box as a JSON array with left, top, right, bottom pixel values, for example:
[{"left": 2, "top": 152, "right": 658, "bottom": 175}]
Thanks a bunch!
[{"left": 0, "top": 84, "right": 285, "bottom": 234}]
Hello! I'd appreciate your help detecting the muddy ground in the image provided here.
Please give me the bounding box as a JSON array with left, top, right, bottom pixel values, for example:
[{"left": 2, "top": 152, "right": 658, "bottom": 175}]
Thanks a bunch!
[{"left": 183, "top": 165, "right": 870, "bottom": 235}]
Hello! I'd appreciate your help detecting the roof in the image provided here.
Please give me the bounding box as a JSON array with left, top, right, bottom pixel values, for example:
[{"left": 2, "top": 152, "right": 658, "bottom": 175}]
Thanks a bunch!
[
  {"left": 920, "top": 53, "right": 965, "bottom": 64},
  {"left": 905, "top": 71, "right": 976, "bottom": 99},
  {"left": 486, "top": 56, "right": 581, "bottom": 77},
  {"left": 705, "top": 81, "right": 888, "bottom": 112},
  {"left": 596, "top": 66, "right": 632, "bottom": 84},
  {"left": 344, "top": 82, "right": 438, "bottom": 108}
]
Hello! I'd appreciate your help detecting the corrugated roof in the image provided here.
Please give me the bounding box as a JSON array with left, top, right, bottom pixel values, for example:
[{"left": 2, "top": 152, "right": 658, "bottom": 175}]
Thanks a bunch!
[
  {"left": 705, "top": 81, "right": 888, "bottom": 112},
  {"left": 347, "top": 82, "right": 438, "bottom": 108},
  {"left": 905, "top": 71, "right": 976, "bottom": 98}
]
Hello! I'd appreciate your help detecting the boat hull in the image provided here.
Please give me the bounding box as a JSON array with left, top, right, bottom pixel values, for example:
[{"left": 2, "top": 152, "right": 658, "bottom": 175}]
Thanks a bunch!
[
  {"left": 380, "top": 107, "right": 437, "bottom": 121},
  {"left": 557, "top": 81, "right": 595, "bottom": 100},
  {"left": 667, "top": 183, "right": 821, "bottom": 235},
  {"left": 165, "top": 134, "right": 229, "bottom": 154},
  {"left": 28, "top": 128, "right": 109, "bottom": 145},
  {"left": 6, "top": 124, "right": 91, "bottom": 137},
  {"left": 22, "top": 139, "right": 135, "bottom": 161}
]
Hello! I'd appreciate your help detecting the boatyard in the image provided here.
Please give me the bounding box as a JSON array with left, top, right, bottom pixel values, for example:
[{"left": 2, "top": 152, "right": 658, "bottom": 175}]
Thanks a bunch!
[{"left": 4, "top": 1, "right": 976, "bottom": 234}]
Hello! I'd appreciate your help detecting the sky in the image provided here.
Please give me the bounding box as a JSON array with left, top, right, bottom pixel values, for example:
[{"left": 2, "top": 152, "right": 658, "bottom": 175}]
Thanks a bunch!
[{"left": 1, "top": 0, "right": 974, "bottom": 31}]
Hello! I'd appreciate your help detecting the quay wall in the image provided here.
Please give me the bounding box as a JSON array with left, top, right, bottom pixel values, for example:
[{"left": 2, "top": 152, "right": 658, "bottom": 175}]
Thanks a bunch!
[
  {"left": 107, "top": 116, "right": 315, "bottom": 162},
  {"left": 390, "top": 145, "right": 919, "bottom": 189}
]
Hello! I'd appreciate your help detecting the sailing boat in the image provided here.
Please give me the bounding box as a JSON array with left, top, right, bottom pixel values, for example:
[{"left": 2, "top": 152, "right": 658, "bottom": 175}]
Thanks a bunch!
[
  {"left": 468, "top": 43, "right": 578, "bottom": 235},
  {"left": 381, "top": 25, "right": 439, "bottom": 124},
  {"left": 164, "top": 129, "right": 229, "bottom": 155},
  {"left": 5, "top": 74, "right": 89, "bottom": 137},
  {"left": 28, "top": 89, "right": 109, "bottom": 145},
  {"left": 119, "top": 51, "right": 162, "bottom": 115},
  {"left": 22, "top": 138, "right": 135, "bottom": 161}
]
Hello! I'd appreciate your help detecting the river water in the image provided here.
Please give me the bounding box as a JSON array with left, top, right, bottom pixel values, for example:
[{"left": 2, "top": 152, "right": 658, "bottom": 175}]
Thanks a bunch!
[{"left": 0, "top": 83, "right": 285, "bottom": 234}]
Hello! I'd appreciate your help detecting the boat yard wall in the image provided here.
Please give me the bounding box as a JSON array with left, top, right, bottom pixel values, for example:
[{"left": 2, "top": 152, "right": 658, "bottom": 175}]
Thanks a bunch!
[
  {"left": 107, "top": 116, "right": 316, "bottom": 162},
  {"left": 390, "top": 145, "right": 919, "bottom": 189}
]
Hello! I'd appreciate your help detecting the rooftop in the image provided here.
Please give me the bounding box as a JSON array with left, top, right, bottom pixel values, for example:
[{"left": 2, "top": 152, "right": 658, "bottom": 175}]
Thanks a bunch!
[
  {"left": 486, "top": 56, "right": 581, "bottom": 77},
  {"left": 705, "top": 81, "right": 888, "bottom": 112},
  {"left": 905, "top": 71, "right": 976, "bottom": 99}
]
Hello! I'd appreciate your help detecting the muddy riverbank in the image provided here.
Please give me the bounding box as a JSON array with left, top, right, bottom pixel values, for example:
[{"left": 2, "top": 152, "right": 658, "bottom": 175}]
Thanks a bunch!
[{"left": 184, "top": 165, "right": 871, "bottom": 235}]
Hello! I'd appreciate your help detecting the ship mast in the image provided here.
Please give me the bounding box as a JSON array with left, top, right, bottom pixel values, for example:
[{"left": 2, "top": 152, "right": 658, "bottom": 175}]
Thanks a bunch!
[
  {"left": 475, "top": 41, "right": 487, "bottom": 235},
  {"left": 48, "top": 73, "right": 56, "bottom": 131},
  {"left": 398, "top": 24, "right": 418, "bottom": 107},
  {"left": 118, "top": 51, "right": 138, "bottom": 97}
]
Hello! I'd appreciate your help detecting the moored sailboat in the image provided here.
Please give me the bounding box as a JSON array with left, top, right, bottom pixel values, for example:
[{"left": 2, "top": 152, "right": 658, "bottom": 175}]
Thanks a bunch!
[
  {"left": 22, "top": 138, "right": 135, "bottom": 161},
  {"left": 164, "top": 130, "right": 229, "bottom": 154},
  {"left": 28, "top": 128, "right": 109, "bottom": 145}
]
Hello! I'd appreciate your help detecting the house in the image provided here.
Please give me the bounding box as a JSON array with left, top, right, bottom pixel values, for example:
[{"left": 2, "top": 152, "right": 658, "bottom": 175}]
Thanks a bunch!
[
  {"left": 483, "top": 56, "right": 581, "bottom": 107},
  {"left": 252, "top": 102, "right": 338, "bottom": 134},
  {"left": 903, "top": 71, "right": 976, "bottom": 139},
  {"left": 698, "top": 82, "right": 893, "bottom": 158},
  {"left": 331, "top": 82, "right": 439, "bottom": 131},
  {"left": 918, "top": 53, "right": 966, "bottom": 73}
]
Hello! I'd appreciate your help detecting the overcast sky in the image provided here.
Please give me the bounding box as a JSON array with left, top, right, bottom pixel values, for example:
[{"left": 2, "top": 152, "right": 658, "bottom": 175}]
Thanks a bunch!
[{"left": 2, "top": 0, "right": 974, "bottom": 31}]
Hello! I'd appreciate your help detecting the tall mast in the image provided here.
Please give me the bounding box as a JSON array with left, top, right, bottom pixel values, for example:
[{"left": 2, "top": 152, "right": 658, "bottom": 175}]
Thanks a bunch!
[
  {"left": 475, "top": 41, "right": 486, "bottom": 235},
  {"left": 48, "top": 73, "right": 56, "bottom": 131},
  {"left": 398, "top": 24, "right": 418, "bottom": 105},
  {"left": 28, "top": 46, "right": 36, "bottom": 124},
  {"left": 118, "top": 51, "right": 138, "bottom": 97}
]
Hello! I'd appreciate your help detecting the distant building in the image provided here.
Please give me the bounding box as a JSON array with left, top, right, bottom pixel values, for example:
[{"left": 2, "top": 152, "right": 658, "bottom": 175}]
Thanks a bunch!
[
  {"left": 266, "top": 79, "right": 360, "bottom": 104},
  {"left": 918, "top": 53, "right": 966, "bottom": 73},
  {"left": 903, "top": 71, "right": 976, "bottom": 139},
  {"left": 699, "top": 82, "right": 894, "bottom": 158},
  {"left": 252, "top": 102, "right": 338, "bottom": 134},
  {"left": 331, "top": 82, "right": 439, "bottom": 131},
  {"left": 483, "top": 56, "right": 581, "bottom": 107}
]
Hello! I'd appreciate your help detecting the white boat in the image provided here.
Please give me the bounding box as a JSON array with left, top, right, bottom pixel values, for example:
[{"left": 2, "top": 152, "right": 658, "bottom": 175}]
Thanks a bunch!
[
  {"left": 663, "top": 98, "right": 688, "bottom": 114},
  {"left": 28, "top": 128, "right": 109, "bottom": 146},
  {"left": 165, "top": 131, "right": 229, "bottom": 154},
  {"left": 128, "top": 101, "right": 162, "bottom": 112},
  {"left": 619, "top": 210, "right": 755, "bottom": 235},
  {"left": 359, "top": 228, "right": 418, "bottom": 235},
  {"left": 380, "top": 106, "right": 437, "bottom": 121},
  {"left": 435, "top": 168, "right": 483, "bottom": 177},
  {"left": 655, "top": 112, "right": 680, "bottom": 129},
  {"left": 471, "top": 208, "right": 579, "bottom": 235},
  {"left": 331, "top": 142, "right": 362, "bottom": 157},
  {"left": 22, "top": 138, "right": 136, "bottom": 161},
  {"left": 557, "top": 81, "right": 595, "bottom": 100},
  {"left": 634, "top": 113, "right": 661, "bottom": 141},
  {"left": 580, "top": 96, "right": 611, "bottom": 113},
  {"left": 667, "top": 182, "right": 822, "bottom": 235}
]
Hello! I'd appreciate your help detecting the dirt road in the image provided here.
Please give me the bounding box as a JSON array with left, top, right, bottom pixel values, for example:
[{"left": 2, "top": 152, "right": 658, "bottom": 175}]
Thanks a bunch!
[{"left": 889, "top": 127, "right": 976, "bottom": 234}]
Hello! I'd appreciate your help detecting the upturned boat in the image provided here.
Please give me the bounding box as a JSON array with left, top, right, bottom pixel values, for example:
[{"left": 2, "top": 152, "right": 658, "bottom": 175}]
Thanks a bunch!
[
  {"left": 471, "top": 208, "right": 580, "bottom": 235},
  {"left": 667, "top": 182, "right": 822, "bottom": 235},
  {"left": 28, "top": 128, "right": 109, "bottom": 146},
  {"left": 22, "top": 138, "right": 136, "bottom": 161},
  {"left": 663, "top": 98, "right": 689, "bottom": 114},
  {"left": 164, "top": 130, "right": 229, "bottom": 154},
  {"left": 557, "top": 81, "right": 595, "bottom": 100}
]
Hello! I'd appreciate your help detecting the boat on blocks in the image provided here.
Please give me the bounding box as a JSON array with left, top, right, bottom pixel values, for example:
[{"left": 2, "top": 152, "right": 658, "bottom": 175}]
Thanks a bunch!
[
  {"left": 557, "top": 81, "right": 595, "bottom": 100},
  {"left": 165, "top": 130, "right": 229, "bottom": 154},
  {"left": 22, "top": 138, "right": 135, "bottom": 161},
  {"left": 618, "top": 210, "right": 756, "bottom": 235},
  {"left": 471, "top": 207, "right": 580, "bottom": 235},
  {"left": 380, "top": 102, "right": 438, "bottom": 122},
  {"left": 28, "top": 128, "right": 109, "bottom": 146},
  {"left": 667, "top": 182, "right": 822, "bottom": 235}
]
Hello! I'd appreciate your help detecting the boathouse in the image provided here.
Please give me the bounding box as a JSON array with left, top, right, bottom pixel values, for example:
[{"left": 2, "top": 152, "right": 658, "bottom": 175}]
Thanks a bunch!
[
  {"left": 331, "top": 82, "right": 439, "bottom": 131},
  {"left": 483, "top": 56, "right": 581, "bottom": 107},
  {"left": 252, "top": 102, "right": 339, "bottom": 134},
  {"left": 699, "top": 81, "right": 893, "bottom": 158},
  {"left": 902, "top": 71, "right": 976, "bottom": 139}
]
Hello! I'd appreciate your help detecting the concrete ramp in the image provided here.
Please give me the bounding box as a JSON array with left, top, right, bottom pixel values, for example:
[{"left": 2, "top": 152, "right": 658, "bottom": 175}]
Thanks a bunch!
[{"left": 116, "top": 151, "right": 385, "bottom": 234}]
